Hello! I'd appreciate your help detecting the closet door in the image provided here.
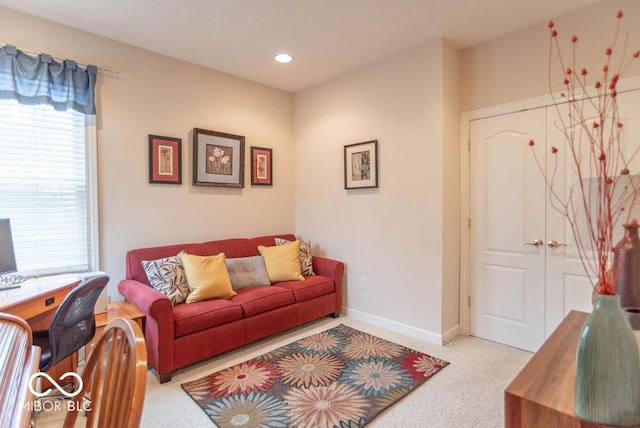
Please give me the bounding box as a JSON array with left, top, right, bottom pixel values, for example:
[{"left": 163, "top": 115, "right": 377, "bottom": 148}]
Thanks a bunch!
[
  {"left": 545, "top": 89, "right": 640, "bottom": 335},
  {"left": 469, "top": 89, "right": 640, "bottom": 352},
  {"left": 469, "top": 108, "right": 547, "bottom": 352},
  {"left": 543, "top": 103, "right": 593, "bottom": 336}
]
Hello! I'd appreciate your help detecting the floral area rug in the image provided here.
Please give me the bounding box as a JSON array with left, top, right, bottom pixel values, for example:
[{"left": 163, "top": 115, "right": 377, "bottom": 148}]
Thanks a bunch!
[{"left": 181, "top": 324, "right": 449, "bottom": 427}]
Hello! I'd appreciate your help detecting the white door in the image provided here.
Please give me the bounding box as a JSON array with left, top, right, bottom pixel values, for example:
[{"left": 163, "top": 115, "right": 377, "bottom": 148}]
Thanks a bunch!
[
  {"left": 469, "top": 89, "right": 640, "bottom": 351},
  {"left": 544, "top": 105, "right": 596, "bottom": 335},
  {"left": 469, "top": 108, "right": 547, "bottom": 352},
  {"left": 545, "top": 89, "right": 640, "bottom": 335}
]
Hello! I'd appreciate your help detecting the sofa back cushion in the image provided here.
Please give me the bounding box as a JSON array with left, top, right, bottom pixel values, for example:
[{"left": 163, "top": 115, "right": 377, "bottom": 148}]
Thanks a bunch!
[
  {"left": 200, "top": 238, "right": 260, "bottom": 259},
  {"left": 126, "top": 235, "right": 297, "bottom": 286},
  {"left": 251, "top": 234, "right": 296, "bottom": 248}
]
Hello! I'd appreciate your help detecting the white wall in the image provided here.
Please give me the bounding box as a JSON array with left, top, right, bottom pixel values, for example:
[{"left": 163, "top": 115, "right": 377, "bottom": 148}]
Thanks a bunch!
[
  {"left": 0, "top": 6, "right": 295, "bottom": 300},
  {"left": 295, "top": 40, "right": 460, "bottom": 341}
]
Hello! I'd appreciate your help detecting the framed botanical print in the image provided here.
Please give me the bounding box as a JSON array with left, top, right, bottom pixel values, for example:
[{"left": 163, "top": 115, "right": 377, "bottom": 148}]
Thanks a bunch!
[
  {"left": 193, "top": 128, "right": 245, "bottom": 188},
  {"left": 344, "top": 140, "right": 378, "bottom": 189},
  {"left": 250, "top": 147, "right": 272, "bottom": 186},
  {"left": 149, "top": 135, "right": 182, "bottom": 184}
]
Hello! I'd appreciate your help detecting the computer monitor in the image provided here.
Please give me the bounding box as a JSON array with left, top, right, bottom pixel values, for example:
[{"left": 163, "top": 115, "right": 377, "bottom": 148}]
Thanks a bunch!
[{"left": 0, "top": 218, "right": 17, "bottom": 275}]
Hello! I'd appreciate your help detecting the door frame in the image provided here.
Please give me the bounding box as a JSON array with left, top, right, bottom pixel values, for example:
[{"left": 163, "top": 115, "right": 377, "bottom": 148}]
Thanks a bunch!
[{"left": 458, "top": 76, "right": 640, "bottom": 337}]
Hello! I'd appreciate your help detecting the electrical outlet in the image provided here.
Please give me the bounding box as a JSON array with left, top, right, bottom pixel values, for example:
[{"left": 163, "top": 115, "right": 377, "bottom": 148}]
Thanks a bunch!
[{"left": 360, "top": 276, "right": 367, "bottom": 290}]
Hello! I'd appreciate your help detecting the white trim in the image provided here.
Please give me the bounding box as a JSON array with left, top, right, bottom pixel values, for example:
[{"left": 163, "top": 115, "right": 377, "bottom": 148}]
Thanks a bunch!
[
  {"left": 462, "top": 76, "right": 640, "bottom": 122},
  {"left": 344, "top": 307, "right": 448, "bottom": 345},
  {"left": 85, "top": 115, "right": 100, "bottom": 273},
  {"left": 458, "top": 75, "right": 640, "bottom": 337}
]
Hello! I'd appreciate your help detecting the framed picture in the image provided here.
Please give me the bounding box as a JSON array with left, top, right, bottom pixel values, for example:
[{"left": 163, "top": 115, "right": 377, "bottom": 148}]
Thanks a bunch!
[
  {"left": 250, "top": 147, "right": 273, "bottom": 186},
  {"left": 149, "top": 135, "right": 182, "bottom": 184},
  {"left": 344, "top": 140, "right": 378, "bottom": 189},
  {"left": 193, "top": 128, "right": 245, "bottom": 188}
]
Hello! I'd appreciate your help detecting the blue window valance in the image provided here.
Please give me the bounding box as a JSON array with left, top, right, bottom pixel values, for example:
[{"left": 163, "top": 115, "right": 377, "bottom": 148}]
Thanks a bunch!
[{"left": 0, "top": 45, "right": 97, "bottom": 114}]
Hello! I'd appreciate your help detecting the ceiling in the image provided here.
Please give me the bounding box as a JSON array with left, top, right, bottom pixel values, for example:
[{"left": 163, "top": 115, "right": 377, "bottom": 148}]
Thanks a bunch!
[{"left": 0, "top": 0, "right": 604, "bottom": 93}]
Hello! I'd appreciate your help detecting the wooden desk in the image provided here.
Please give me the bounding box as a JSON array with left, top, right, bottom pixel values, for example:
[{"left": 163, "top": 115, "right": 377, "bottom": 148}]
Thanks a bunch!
[
  {"left": 0, "top": 274, "right": 81, "bottom": 327},
  {"left": 0, "top": 274, "right": 81, "bottom": 387},
  {"left": 505, "top": 310, "right": 640, "bottom": 428}
]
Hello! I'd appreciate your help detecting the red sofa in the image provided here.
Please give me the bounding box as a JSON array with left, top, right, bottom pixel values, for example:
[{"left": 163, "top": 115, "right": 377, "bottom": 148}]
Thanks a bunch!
[{"left": 117, "top": 234, "right": 344, "bottom": 383}]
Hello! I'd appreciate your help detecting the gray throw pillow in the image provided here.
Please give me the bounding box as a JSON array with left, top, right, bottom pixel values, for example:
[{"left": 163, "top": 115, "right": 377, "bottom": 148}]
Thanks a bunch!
[
  {"left": 226, "top": 256, "right": 271, "bottom": 290},
  {"left": 142, "top": 252, "right": 190, "bottom": 305}
]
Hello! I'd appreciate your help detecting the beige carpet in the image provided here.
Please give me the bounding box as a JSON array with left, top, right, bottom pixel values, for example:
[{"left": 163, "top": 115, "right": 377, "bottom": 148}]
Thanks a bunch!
[{"left": 34, "top": 316, "right": 531, "bottom": 427}]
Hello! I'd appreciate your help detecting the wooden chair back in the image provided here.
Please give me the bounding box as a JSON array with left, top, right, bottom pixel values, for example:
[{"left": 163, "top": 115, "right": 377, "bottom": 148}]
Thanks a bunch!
[
  {"left": 0, "top": 312, "right": 40, "bottom": 428},
  {"left": 64, "top": 317, "right": 147, "bottom": 428}
]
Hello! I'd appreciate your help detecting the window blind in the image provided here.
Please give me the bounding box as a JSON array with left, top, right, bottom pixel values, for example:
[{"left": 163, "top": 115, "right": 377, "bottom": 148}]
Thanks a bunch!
[{"left": 0, "top": 99, "right": 95, "bottom": 276}]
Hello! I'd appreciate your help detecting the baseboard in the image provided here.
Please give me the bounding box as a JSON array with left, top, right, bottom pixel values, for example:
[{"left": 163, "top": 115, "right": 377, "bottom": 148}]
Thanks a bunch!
[
  {"left": 344, "top": 307, "right": 458, "bottom": 345},
  {"left": 441, "top": 323, "right": 460, "bottom": 344}
]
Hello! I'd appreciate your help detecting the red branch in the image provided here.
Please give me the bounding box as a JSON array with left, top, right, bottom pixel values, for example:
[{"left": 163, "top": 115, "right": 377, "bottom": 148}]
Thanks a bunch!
[{"left": 532, "top": 12, "right": 640, "bottom": 294}]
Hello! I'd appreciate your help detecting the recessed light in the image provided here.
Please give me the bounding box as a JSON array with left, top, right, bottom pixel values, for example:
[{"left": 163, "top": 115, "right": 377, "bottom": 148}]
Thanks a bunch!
[{"left": 274, "top": 53, "right": 293, "bottom": 63}]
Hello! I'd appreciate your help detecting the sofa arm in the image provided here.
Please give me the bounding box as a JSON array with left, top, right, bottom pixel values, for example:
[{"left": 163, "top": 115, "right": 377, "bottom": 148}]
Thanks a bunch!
[
  {"left": 312, "top": 256, "right": 344, "bottom": 316},
  {"left": 117, "top": 279, "right": 176, "bottom": 380}
]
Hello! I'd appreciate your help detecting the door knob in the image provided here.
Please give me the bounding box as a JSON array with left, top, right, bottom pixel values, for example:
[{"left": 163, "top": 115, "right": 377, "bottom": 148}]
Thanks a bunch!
[
  {"left": 523, "top": 239, "right": 544, "bottom": 248},
  {"left": 547, "top": 240, "right": 568, "bottom": 249}
]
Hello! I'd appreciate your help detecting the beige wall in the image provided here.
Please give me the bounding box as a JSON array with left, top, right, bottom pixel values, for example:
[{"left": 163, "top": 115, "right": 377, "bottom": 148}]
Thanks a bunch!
[
  {"left": 441, "top": 39, "right": 461, "bottom": 335},
  {"left": 0, "top": 6, "right": 295, "bottom": 299},
  {"left": 295, "top": 40, "right": 460, "bottom": 341},
  {"left": 461, "top": 0, "right": 640, "bottom": 112}
]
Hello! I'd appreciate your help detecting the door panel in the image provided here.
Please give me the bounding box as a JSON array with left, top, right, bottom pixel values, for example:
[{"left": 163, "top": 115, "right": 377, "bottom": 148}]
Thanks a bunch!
[{"left": 469, "top": 108, "right": 547, "bottom": 352}]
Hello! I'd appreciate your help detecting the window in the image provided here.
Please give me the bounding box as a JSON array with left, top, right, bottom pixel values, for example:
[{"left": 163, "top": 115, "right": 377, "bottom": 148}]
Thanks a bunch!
[{"left": 0, "top": 99, "right": 98, "bottom": 276}]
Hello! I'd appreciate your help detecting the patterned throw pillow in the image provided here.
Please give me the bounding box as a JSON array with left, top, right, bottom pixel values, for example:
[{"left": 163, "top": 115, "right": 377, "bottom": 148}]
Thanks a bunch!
[
  {"left": 275, "top": 238, "right": 315, "bottom": 276},
  {"left": 142, "top": 253, "right": 190, "bottom": 305},
  {"left": 226, "top": 256, "right": 271, "bottom": 290}
]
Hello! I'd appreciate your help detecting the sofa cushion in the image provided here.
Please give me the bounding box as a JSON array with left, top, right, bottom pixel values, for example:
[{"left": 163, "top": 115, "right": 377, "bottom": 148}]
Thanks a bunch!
[
  {"left": 181, "top": 252, "right": 236, "bottom": 303},
  {"left": 172, "top": 299, "right": 243, "bottom": 337},
  {"left": 231, "top": 286, "right": 295, "bottom": 317},
  {"left": 258, "top": 241, "right": 304, "bottom": 282},
  {"left": 276, "top": 275, "right": 334, "bottom": 303},
  {"left": 275, "top": 238, "right": 315, "bottom": 276},
  {"left": 226, "top": 256, "right": 271, "bottom": 290},
  {"left": 141, "top": 253, "right": 190, "bottom": 305}
]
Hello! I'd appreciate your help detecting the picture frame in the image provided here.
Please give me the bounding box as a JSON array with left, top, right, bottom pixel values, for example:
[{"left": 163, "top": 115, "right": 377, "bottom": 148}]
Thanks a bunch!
[
  {"left": 149, "top": 135, "right": 182, "bottom": 184},
  {"left": 193, "top": 128, "right": 245, "bottom": 188},
  {"left": 250, "top": 147, "right": 273, "bottom": 186},
  {"left": 344, "top": 140, "right": 378, "bottom": 189}
]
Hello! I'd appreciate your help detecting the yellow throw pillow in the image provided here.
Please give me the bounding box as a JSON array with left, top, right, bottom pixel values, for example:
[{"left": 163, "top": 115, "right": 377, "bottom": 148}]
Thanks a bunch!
[
  {"left": 258, "top": 241, "right": 304, "bottom": 282},
  {"left": 181, "top": 252, "right": 236, "bottom": 303}
]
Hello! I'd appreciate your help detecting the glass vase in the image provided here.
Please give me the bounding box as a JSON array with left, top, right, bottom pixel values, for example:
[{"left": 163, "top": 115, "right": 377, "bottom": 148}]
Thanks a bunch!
[{"left": 575, "top": 294, "right": 640, "bottom": 426}]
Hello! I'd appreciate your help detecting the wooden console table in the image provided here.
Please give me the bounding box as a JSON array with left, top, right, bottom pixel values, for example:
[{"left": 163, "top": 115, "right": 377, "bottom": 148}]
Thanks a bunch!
[{"left": 505, "top": 310, "right": 640, "bottom": 428}]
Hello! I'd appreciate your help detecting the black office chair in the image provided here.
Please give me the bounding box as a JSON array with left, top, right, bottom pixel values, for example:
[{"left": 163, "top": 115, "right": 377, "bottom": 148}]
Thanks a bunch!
[{"left": 32, "top": 275, "right": 109, "bottom": 371}]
